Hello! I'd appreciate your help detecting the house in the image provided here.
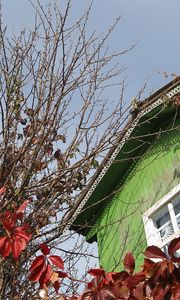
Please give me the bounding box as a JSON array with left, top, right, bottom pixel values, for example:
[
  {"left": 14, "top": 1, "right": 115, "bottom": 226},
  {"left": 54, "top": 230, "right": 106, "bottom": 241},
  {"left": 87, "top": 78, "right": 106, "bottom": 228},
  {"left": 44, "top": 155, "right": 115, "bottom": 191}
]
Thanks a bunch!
[{"left": 68, "top": 78, "right": 180, "bottom": 271}]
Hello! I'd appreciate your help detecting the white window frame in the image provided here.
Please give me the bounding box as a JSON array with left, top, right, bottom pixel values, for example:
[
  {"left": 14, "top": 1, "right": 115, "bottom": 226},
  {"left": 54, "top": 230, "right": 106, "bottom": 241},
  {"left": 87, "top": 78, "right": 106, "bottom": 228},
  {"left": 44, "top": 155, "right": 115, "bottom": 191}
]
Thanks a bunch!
[{"left": 142, "top": 183, "right": 180, "bottom": 250}]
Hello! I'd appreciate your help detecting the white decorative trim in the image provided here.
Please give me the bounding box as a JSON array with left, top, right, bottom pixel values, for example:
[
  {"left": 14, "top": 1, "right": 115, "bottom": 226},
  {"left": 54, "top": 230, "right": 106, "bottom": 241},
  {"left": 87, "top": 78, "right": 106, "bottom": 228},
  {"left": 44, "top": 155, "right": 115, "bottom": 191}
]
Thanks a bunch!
[
  {"left": 143, "top": 184, "right": 180, "bottom": 218},
  {"left": 143, "top": 184, "right": 180, "bottom": 248},
  {"left": 64, "top": 83, "right": 180, "bottom": 233}
]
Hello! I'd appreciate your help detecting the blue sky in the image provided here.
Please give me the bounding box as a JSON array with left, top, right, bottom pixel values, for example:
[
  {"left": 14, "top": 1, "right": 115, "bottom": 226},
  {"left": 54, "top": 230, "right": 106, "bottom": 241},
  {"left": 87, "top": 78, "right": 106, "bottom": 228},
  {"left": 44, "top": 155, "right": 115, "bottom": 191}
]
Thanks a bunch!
[{"left": 2, "top": 0, "right": 180, "bottom": 100}]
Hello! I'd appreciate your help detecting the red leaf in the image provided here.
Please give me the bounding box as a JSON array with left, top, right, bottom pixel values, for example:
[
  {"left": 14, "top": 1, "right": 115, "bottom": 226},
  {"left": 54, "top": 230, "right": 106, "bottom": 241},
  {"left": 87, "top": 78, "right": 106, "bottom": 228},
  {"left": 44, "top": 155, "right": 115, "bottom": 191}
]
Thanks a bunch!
[
  {"left": 81, "top": 291, "right": 92, "bottom": 300},
  {"left": 54, "top": 149, "right": 62, "bottom": 160},
  {"left": 11, "top": 226, "right": 31, "bottom": 259},
  {"left": 30, "top": 255, "right": 45, "bottom": 272},
  {"left": 29, "top": 261, "right": 46, "bottom": 282},
  {"left": 152, "top": 284, "right": 169, "bottom": 300},
  {"left": 100, "top": 287, "right": 117, "bottom": 299},
  {"left": 168, "top": 237, "right": 180, "bottom": 256},
  {"left": 0, "top": 237, "right": 11, "bottom": 258},
  {"left": 171, "top": 256, "right": 180, "bottom": 263},
  {"left": 143, "top": 258, "right": 156, "bottom": 276},
  {"left": 172, "top": 283, "right": 180, "bottom": 299},
  {"left": 117, "top": 286, "right": 130, "bottom": 299},
  {"left": 49, "top": 255, "right": 64, "bottom": 270},
  {"left": 0, "top": 186, "right": 6, "bottom": 196},
  {"left": 144, "top": 246, "right": 167, "bottom": 259},
  {"left": 53, "top": 280, "right": 60, "bottom": 294},
  {"left": 40, "top": 243, "right": 50, "bottom": 255},
  {"left": 12, "top": 238, "right": 25, "bottom": 260},
  {"left": 14, "top": 225, "right": 31, "bottom": 241},
  {"left": 12, "top": 235, "right": 28, "bottom": 258},
  {"left": 87, "top": 281, "right": 94, "bottom": 289},
  {"left": 112, "top": 270, "right": 130, "bottom": 283},
  {"left": 104, "top": 272, "right": 114, "bottom": 283},
  {"left": 57, "top": 271, "right": 68, "bottom": 278},
  {"left": 156, "top": 260, "right": 168, "bottom": 276},
  {"left": 88, "top": 268, "right": 105, "bottom": 277},
  {"left": 39, "top": 263, "right": 52, "bottom": 287},
  {"left": 133, "top": 282, "right": 144, "bottom": 300},
  {"left": 127, "top": 273, "right": 146, "bottom": 288},
  {"left": 0, "top": 236, "right": 8, "bottom": 249},
  {"left": 2, "top": 216, "right": 15, "bottom": 232},
  {"left": 123, "top": 252, "right": 135, "bottom": 274},
  {"left": 16, "top": 231, "right": 31, "bottom": 243},
  {"left": 16, "top": 200, "right": 29, "bottom": 220},
  {"left": 167, "top": 261, "right": 174, "bottom": 273}
]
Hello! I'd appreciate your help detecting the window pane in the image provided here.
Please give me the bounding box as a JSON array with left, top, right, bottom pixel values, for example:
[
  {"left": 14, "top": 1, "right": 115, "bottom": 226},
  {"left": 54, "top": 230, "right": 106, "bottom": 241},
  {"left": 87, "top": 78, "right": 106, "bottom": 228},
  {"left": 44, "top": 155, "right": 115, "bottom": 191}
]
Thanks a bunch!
[
  {"left": 150, "top": 192, "right": 180, "bottom": 247},
  {"left": 176, "top": 214, "right": 180, "bottom": 229},
  {"left": 174, "top": 202, "right": 180, "bottom": 215},
  {"left": 157, "top": 222, "right": 174, "bottom": 242},
  {"left": 156, "top": 211, "right": 170, "bottom": 228}
]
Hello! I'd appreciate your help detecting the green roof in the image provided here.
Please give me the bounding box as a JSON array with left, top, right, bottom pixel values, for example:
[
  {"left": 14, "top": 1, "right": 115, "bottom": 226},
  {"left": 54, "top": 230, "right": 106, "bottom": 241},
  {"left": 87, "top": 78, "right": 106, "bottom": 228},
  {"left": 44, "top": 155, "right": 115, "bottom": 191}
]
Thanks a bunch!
[{"left": 67, "top": 78, "right": 180, "bottom": 241}]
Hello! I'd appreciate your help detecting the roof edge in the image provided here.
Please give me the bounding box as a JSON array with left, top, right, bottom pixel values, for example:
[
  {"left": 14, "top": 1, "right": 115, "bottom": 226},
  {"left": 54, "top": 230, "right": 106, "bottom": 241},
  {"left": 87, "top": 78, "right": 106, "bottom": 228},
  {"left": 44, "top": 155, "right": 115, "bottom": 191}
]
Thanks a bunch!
[{"left": 63, "top": 78, "right": 180, "bottom": 236}]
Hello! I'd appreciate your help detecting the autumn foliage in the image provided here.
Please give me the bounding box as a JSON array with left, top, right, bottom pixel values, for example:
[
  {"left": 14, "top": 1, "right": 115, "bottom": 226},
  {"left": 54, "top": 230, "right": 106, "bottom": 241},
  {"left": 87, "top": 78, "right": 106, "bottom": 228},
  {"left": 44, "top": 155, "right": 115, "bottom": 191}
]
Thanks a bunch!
[
  {"left": 0, "top": 199, "right": 31, "bottom": 260},
  {"left": 29, "top": 243, "right": 68, "bottom": 293},
  {"left": 77, "top": 238, "right": 180, "bottom": 300},
  {"left": 0, "top": 189, "right": 179, "bottom": 299}
]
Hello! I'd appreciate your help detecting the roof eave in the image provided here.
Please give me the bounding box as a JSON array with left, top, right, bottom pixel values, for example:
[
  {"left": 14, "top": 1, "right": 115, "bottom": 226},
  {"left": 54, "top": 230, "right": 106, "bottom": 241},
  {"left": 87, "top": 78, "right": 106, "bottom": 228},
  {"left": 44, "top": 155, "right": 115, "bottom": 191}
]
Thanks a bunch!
[{"left": 65, "top": 78, "right": 180, "bottom": 238}]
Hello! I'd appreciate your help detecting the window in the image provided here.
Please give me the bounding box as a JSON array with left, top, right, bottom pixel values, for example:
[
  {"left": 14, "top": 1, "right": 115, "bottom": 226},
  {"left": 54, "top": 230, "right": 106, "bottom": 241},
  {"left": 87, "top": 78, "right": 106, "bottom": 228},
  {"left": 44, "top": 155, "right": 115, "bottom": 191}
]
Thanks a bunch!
[{"left": 143, "top": 184, "right": 180, "bottom": 254}]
